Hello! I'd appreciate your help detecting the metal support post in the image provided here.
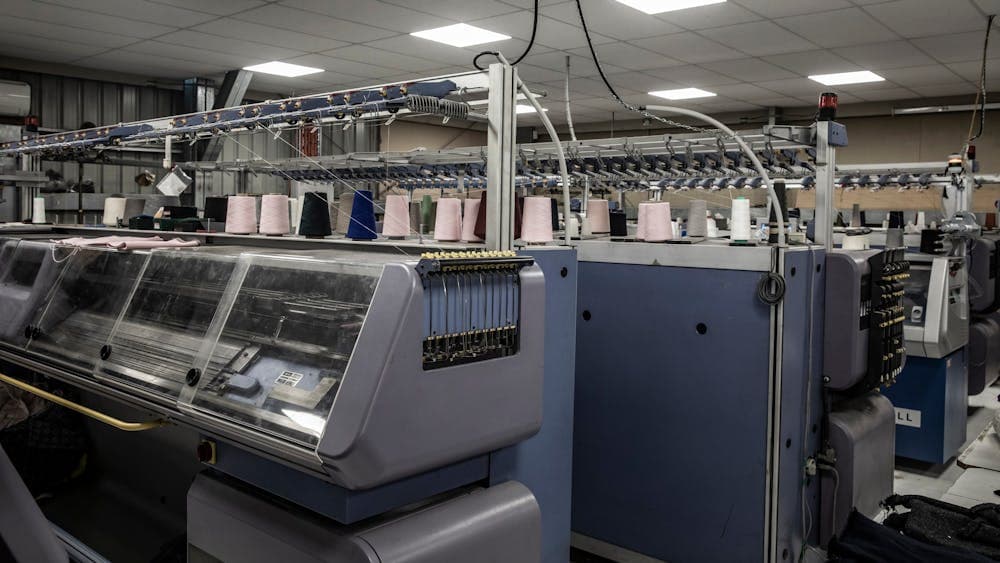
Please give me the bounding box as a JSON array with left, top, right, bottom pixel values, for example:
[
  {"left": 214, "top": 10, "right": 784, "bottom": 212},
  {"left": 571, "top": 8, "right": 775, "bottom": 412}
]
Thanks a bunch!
[
  {"left": 485, "top": 62, "right": 518, "bottom": 251},
  {"left": 814, "top": 121, "right": 836, "bottom": 250}
]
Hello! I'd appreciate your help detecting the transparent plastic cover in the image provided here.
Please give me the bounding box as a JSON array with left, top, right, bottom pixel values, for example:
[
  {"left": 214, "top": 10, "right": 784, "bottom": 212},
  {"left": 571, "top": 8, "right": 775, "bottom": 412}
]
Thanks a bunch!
[{"left": 190, "top": 256, "right": 382, "bottom": 446}]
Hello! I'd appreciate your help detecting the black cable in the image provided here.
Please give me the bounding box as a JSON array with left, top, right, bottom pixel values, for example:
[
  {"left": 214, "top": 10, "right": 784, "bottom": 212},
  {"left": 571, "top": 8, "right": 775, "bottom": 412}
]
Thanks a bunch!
[
  {"left": 473, "top": 0, "right": 539, "bottom": 70},
  {"left": 969, "top": 14, "right": 995, "bottom": 142},
  {"left": 757, "top": 271, "right": 786, "bottom": 304}
]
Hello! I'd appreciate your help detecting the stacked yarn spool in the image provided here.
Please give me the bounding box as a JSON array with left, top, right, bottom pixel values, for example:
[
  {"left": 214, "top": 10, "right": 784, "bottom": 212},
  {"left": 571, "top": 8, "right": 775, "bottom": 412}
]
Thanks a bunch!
[
  {"left": 334, "top": 193, "right": 354, "bottom": 235},
  {"left": 687, "top": 200, "right": 708, "bottom": 238},
  {"left": 588, "top": 199, "right": 611, "bottom": 234},
  {"left": 299, "top": 192, "right": 332, "bottom": 238},
  {"left": 346, "top": 190, "right": 377, "bottom": 240},
  {"left": 433, "top": 198, "right": 462, "bottom": 242},
  {"left": 225, "top": 195, "right": 258, "bottom": 235},
  {"left": 521, "top": 196, "right": 553, "bottom": 244},
  {"left": 32, "top": 197, "right": 47, "bottom": 224},
  {"left": 259, "top": 194, "right": 290, "bottom": 236},
  {"left": 382, "top": 194, "right": 411, "bottom": 239},
  {"left": 637, "top": 201, "right": 673, "bottom": 242},
  {"left": 730, "top": 197, "right": 752, "bottom": 242},
  {"left": 103, "top": 197, "right": 127, "bottom": 227},
  {"left": 462, "top": 198, "right": 483, "bottom": 242}
]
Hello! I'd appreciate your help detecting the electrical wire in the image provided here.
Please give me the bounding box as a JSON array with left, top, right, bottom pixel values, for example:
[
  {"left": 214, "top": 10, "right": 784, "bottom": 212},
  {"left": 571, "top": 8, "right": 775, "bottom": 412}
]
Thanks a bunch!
[
  {"left": 967, "top": 14, "right": 995, "bottom": 142},
  {"left": 473, "top": 0, "right": 539, "bottom": 70}
]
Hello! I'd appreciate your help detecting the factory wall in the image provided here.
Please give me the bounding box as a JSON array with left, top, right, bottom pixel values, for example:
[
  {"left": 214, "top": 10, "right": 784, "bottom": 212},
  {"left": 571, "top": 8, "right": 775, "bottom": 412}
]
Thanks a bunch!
[{"left": 380, "top": 120, "right": 487, "bottom": 152}]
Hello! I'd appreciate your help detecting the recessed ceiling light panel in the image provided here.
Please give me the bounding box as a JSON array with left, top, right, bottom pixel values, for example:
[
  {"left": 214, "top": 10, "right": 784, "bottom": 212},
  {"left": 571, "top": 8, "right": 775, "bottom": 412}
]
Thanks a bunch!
[
  {"left": 411, "top": 23, "right": 511, "bottom": 48},
  {"left": 615, "top": 0, "right": 726, "bottom": 15},
  {"left": 243, "top": 61, "right": 324, "bottom": 77},
  {"left": 808, "top": 70, "right": 885, "bottom": 86},
  {"left": 648, "top": 88, "right": 717, "bottom": 100}
]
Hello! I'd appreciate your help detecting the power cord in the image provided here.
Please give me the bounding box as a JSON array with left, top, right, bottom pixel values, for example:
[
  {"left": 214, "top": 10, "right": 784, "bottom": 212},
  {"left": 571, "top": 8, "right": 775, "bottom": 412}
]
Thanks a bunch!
[
  {"left": 473, "top": 0, "right": 539, "bottom": 70},
  {"left": 967, "top": 14, "right": 995, "bottom": 143}
]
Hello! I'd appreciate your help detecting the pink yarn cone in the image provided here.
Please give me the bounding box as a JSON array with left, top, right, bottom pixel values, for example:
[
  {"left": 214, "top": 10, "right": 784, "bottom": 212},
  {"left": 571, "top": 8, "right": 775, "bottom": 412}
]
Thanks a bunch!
[
  {"left": 382, "top": 194, "right": 411, "bottom": 238},
  {"left": 462, "top": 199, "right": 483, "bottom": 242},
  {"left": 433, "top": 198, "right": 462, "bottom": 242},
  {"left": 645, "top": 202, "right": 673, "bottom": 242},
  {"left": 588, "top": 199, "right": 610, "bottom": 234},
  {"left": 225, "top": 195, "right": 257, "bottom": 235},
  {"left": 259, "top": 194, "right": 290, "bottom": 235},
  {"left": 521, "top": 196, "right": 554, "bottom": 244}
]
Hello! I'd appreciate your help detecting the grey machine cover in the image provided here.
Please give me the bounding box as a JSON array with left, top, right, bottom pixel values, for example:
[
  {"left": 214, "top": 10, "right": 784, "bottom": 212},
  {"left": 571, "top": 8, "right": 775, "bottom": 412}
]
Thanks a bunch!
[
  {"left": 187, "top": 473, "right": 541, "bottom": 563},
  {"left": 968, "top": 317, "right": 1000, "bottom": 396},
  {"left": 0, "top": 445, "right": 68, "bottom": 562},
  {"left": 821, "top": 392, "right": 895, "bottom": 545}
]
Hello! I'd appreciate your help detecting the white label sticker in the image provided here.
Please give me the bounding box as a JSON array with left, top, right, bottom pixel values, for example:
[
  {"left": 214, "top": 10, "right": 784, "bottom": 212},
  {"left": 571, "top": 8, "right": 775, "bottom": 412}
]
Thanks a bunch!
[
  {"left": 275, "top": 371, "right": 303, "bottom": 388},
  {"left": 895, "top": 407, "right": 922, "bottom": 428}
]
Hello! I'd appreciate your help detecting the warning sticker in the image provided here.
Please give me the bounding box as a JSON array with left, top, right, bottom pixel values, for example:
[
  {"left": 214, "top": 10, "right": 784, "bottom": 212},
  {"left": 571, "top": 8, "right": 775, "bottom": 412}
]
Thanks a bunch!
[{"left": 275, "top": 371, "right": 304, "bottom": 387}]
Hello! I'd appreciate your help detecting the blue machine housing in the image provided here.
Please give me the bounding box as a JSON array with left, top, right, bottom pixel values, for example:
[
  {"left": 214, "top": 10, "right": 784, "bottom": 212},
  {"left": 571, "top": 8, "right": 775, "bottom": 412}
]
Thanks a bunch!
[{"left": 572, "top": 244, "right": 825, "bottom": 562}]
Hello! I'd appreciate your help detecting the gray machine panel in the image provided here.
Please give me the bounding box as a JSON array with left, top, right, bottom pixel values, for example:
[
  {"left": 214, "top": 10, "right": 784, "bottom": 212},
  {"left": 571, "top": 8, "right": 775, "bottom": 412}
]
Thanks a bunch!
[
  {"left": 187, "top": 473, "right": 541, "bottom": 563},
  {"left": 903, "top": 255, "right": 968, "bottom": 358},
  {"left": 821, "top": 392, "right": 894, "bottom": 544},
  {"left": 823, "top": 250, "right": 878, "bottom": 391}
]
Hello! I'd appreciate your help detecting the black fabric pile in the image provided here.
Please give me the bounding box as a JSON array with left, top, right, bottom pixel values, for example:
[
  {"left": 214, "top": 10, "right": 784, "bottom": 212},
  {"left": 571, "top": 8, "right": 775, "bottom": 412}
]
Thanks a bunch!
[{"left": 830, "top": 495, "right": 1000, "bottom": 562}]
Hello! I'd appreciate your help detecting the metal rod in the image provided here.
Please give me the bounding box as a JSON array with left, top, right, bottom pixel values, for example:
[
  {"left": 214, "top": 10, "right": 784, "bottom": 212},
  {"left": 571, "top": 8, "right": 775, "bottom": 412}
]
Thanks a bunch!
[{"left": 0, "top": 372, "right": 168, "bottom": 432}]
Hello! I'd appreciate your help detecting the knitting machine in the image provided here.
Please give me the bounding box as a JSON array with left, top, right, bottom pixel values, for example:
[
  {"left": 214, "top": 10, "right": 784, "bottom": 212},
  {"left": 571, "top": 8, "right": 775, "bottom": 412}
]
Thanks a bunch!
[
  {"left": 0, "top": 237, "right": 558, "bottom": 561},
  {"left": 882, "top": 253, "right": 970, "bottom": 463}
]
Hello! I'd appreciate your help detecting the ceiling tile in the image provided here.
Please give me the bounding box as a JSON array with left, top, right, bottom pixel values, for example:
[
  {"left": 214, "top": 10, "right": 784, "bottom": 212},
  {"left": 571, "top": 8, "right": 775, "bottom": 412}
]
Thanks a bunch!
[
  {"left": 281, "top": 54, "right": 397, "bottom": 79},
  {"left": 364, "top": 35, "right": 490, "bottom": 66},
  {"left": 149, "top": 0, "right": 267, "bottom": 16},
  {"left": 750, "top": 96, "right": 813, "bottom": 108},
  {"left": 864, "top": 0, "right": 987, "bottom": 38},
  {"left": 37, "top": 0, "right": 217, "bottom": 27},
  {"left": 0, "top": 16, "right": 136, "bottom": 49},
  {"left": 762, "top": 50, "right": 859, "bottom": 75},
  {"left": 192, "top": 18, "right": 348, "bottom": 53},
  {"left": 643, "top": 64, "right": 742, "bottom": 87},
  {"left": 279, "top": 0, "right": 450, "bottom": 32},
  {"left": 75, "top": 51, "right": 222, "bottom": 78},
  {"left": 518, "top": 51, "right": 629, "bottom": 77},
  {"left": 541, "top": 0, "right": 684, "bottom": 40},
  {"left": 543, "top": 77, "right": 631, "bottom": 97},
  {"left": 655, "top": 1, "right": 764, "bottom": 30},
  {"left": 235, "top": 4, "right": 399, "bottom": 43},
  {"left": 853, "top": 87, "right": 921, "bottom": 102},
  {"left": 731, "top": 0, "right": 853, "bottom": 18},
  {"left": 709, "top": 21, "right": 817, "bottom": 56},
  {"left": 710, "top": 82, "right": 785, "bottom": 100},
  {"left": 911, "top": 31, "right": 1000, "bottom": 63},
  {"left": 756, "top": 77, "right": 829, "bottom": 97},
  {"left": 381, "top": 0, "right": 521, "bottom": 20},
  {"left": 631, "top": 31, "right": 745, "bottom": 64},
  {"left": 0, "top": 34, "right": 107, "bottom": 63},
  {"left": 472, "top": 12, "right": 616, "bottom": 51},
  {"left": 5, "top": 1, "right": 176, "bottom": 38},
  {"left": 124, "top": 40, "right": 264, "bottom": 68},
  {"left": 156, "top": 29, "right": 306, "bottom": 60},
  {"left": 878, "top": 64, "right": 968, "bottom": 87},
  {"left": 322, "top": 45, "right": 443, "bottom": 72},
  {"left": 603, "top": 71, "right": 681, "bottom": 92},
  {"left": 700, "top": 57, "right": 798, "bottom": 81},
  {"left": 910, "top": 83, "right": 980, "bottom": 97},
  {"left": 774, "top": 8, "right": 897, "bottom": 48},
  {"left": 833, "top": 40, "right": 937, "bottom": 69},
  {"left": 949, "top": 60, "right": 994, "bottom": 82},
  {"left": 569, "top": 42, "right": 684, "bottom": 71}
]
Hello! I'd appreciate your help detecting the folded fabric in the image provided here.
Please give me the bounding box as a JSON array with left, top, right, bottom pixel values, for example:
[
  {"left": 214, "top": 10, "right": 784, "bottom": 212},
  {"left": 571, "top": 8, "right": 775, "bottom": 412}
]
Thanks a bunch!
[
  {"left": 52, "top": 235, "right": 199, "bottom": 250},
  {"left": 107, "top": 238, "right": 200, "bottom": 250}
]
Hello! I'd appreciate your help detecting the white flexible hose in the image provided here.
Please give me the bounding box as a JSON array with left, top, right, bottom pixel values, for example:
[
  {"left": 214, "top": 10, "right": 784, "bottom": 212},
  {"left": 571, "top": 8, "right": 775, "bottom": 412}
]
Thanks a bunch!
[{"left": 644, "top": 105, "right": 786, "bottom": 246}]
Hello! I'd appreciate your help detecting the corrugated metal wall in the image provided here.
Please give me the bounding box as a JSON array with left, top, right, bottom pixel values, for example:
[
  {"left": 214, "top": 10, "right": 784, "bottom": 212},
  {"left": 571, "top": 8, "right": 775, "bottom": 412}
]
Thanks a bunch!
[{"left": 0, "top": 69, "right": 379, "bottom": 206}]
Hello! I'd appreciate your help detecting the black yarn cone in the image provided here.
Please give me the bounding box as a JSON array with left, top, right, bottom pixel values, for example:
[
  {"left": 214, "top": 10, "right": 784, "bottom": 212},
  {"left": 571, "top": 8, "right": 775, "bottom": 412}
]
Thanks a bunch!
[
  {"left": 299, "top": 192, "right": 332, "bottom": 237},
  {"left": 550, "top": 196, "right": 559, "bottom": 231},
  {"left": 204, "top": 197, "right": 228, "bottom": 222},
  {"left": 473, "top": 191, "right": 524, "bottom": 240}
]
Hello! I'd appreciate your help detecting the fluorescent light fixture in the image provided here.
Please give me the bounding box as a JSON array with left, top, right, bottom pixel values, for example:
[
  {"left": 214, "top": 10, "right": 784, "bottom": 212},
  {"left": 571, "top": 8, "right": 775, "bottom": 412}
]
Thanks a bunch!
[
  {"left": 808, "top": 70, "right": 884, "bottom": 86},
  {"left": 243, "top": 61, "right": 323, "bottom": 77},
  {"left": 516, "top": 104, "right": 548, "bottom": 114},
  {"left": 648, "top": 88, "right": 716, "bottom": 100},
  {"left": 410, "top": 23, "right": 511, "bottom": 48},
  {"left": 615, "top": 0, "right": 725, "bottom": 15}
]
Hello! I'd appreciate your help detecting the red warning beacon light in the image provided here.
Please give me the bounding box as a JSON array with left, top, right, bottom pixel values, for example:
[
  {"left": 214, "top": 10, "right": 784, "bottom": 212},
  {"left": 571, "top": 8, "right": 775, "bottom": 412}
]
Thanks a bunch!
[{"left": 818, "top": 93, "right": 838, "bottom": 121}]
